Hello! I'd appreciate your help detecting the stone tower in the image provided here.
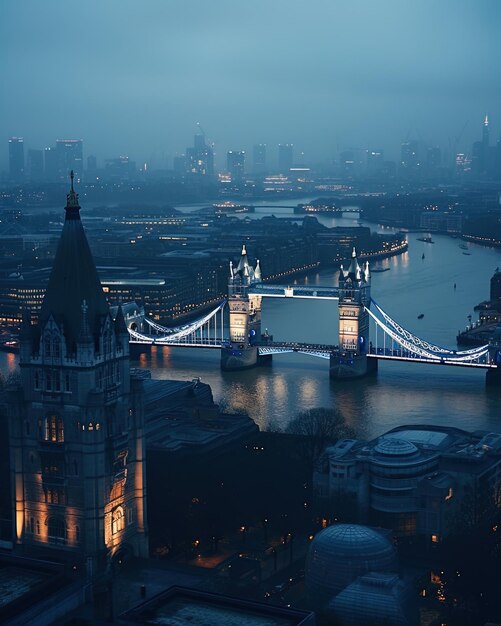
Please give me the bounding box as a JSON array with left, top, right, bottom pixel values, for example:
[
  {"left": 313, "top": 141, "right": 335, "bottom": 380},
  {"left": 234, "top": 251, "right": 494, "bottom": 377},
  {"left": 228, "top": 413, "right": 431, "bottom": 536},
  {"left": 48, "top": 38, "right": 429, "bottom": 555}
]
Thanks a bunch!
[
  {"left": 330, "top": 248, "right": 376, "bottom": 379},
  {"left": 7, "top": 173, "right": 148, "bottom": 574},
  {"left": 221, "top": 244, "right": 263, "bottom": 370}
]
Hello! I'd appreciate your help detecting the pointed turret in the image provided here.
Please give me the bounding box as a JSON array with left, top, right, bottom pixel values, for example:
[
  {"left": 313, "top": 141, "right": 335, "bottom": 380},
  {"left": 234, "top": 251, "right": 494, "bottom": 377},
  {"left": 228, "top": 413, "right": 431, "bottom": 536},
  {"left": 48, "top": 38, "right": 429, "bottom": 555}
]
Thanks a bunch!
[
  {"left": 236, "top": 243, "right": 250, "bottom": 274},
  {"left": 254, "top": 259, "right": 262, "bottom": 282},
  {"left": 114, "top": 304, "right": 128, "bottom": 336},
  {"left": 39, "top": 172, "right": 109, "bottom": 352},
  {"left": 347, "top": 247, "right": 361, "bottom": 280},
  {"left": 229, "top": 260, "right": 234, "bottom": 277},
  {"left": 364, "top": 261, "right": 370, "bottom": 282}
]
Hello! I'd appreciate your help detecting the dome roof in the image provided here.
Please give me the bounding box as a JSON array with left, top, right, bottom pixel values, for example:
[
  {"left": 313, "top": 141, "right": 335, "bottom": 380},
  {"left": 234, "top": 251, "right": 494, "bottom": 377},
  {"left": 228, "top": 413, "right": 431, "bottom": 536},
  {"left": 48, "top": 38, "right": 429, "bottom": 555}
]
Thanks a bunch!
[
  {"left": 375, "top": 437, "right": 418, "bottom": 457},
  {"left": 305, "top": 524, "right": 397, "bottom": 607}
]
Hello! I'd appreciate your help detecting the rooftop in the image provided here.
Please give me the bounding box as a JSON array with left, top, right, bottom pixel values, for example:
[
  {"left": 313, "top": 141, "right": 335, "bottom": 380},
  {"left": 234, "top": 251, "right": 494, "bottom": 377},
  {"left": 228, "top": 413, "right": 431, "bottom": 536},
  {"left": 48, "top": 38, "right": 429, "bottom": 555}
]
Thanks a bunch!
[{"left": 119, "top": 586, "right": 313, "bottom": 626}]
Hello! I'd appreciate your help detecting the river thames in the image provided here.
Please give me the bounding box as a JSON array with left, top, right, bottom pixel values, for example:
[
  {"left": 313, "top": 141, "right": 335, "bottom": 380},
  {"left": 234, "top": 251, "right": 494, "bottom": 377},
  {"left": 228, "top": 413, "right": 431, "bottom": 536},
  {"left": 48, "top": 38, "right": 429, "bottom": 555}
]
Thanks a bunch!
[{"left": 2, "top": 202, "right": 501, "bottom": 439}]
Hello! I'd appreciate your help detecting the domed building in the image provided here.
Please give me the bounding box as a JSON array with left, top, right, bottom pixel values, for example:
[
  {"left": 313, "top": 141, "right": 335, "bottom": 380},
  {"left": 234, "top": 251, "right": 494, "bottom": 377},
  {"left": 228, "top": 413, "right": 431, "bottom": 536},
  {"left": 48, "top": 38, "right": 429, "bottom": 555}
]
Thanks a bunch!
[{"left": 305, "top": 523, "right": 397, "bottom": 608}]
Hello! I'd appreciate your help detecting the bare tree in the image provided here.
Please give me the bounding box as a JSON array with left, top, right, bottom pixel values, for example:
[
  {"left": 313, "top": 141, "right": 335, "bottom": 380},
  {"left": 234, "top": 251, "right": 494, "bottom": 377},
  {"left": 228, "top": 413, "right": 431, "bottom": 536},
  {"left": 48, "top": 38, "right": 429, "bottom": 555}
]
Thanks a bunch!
[{"left": 285, "top": 408, "right": 355, "bottom": 473}]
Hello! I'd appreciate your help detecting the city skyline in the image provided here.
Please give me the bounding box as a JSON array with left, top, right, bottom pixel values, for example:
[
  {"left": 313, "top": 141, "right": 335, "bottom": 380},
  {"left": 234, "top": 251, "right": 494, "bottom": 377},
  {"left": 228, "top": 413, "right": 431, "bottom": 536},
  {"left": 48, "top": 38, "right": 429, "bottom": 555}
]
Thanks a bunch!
[{"left": 1, "top": 1, "right": 500, "bottom": 171}]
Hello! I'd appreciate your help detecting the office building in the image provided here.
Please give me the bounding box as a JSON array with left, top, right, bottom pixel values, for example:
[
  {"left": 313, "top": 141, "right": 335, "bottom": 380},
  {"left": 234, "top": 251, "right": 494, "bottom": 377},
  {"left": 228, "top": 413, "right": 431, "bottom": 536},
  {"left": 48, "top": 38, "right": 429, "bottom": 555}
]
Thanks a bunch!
[
  {"left": 55, "top": 139, "right": 84, "bottom": 181},
  {"left": 314, "top": 424, "right": 501, "bottom": 542},
  {"left": 186, "top": 133, "right": 214, "bottom": 177},
  {"left": 253, "top": 143, "right": 267, "bottom": 174},
  {"left": 226, "top": 150, "right": 245, "bottom": 181},
  {"left": 278, "top": 143, "right": 293, "bottom": 173},
  {"left": 8, "top": 137, "right": 24, "bottom": 182}
]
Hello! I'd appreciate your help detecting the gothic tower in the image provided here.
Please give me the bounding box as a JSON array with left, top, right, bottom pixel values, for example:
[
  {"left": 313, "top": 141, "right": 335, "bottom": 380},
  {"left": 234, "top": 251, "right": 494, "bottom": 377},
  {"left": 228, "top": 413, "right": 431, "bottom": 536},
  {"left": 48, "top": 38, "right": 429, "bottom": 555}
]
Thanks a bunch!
[
  {"left": 7, "top": 173, "right": 148, "bottom": 574},
  {"left": 221, "top": 244, "right": 263, "bottom": 370},
  {"left": 330, "top": 248, "right": 376, "bottom": 379}
]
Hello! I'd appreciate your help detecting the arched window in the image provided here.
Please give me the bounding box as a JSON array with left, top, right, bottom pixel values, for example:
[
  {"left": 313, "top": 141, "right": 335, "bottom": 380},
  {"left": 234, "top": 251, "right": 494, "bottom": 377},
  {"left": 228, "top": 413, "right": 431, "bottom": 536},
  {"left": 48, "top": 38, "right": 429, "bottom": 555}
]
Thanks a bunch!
[
  {"left": 44, "top": 336, "right": 51, "bottom": 357},
  {"left": 45, "top": 414, "right": 64, "bottom": 442},
  {"left": 36, "top": 519, "right": 40, "bottom": 535},
  {"left": 52, "top": 337, "right": 60, "bottom": 358},
  {"left": 29, "top": 517, "right": 34, "bottom": 533},
  {"left": 112, "top": 507, "right": 124, "bottom": 535},
  {"left": 47, "top": 516, "right": 66, "bottom": 540}
]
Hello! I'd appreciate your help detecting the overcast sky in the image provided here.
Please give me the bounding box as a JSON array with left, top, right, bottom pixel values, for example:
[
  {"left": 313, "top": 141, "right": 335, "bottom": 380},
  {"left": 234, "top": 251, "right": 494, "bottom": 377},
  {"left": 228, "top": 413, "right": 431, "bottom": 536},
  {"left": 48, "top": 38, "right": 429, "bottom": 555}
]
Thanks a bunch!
[{"left": 1, "top": 0, "right": 500, "bottom": 170}]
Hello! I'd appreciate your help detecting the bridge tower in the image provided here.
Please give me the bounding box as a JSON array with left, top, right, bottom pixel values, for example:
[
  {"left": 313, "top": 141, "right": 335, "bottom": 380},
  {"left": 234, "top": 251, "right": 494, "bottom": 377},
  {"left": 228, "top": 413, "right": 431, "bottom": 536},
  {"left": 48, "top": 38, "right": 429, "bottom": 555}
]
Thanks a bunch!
[
  {"left": 221, "top": 245, "right": 264, "bottom": 370},
  {"left": 330, "top": 248, "right": 377, "bottom": 379}
]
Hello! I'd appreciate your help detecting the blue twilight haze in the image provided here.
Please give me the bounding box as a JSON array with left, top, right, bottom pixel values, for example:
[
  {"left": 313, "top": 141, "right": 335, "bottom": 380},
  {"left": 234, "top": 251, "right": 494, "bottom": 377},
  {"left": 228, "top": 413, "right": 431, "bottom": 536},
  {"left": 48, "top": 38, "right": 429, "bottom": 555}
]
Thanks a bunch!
[{"left": 0, "top": 0, "right": 500, "bottom": 169}]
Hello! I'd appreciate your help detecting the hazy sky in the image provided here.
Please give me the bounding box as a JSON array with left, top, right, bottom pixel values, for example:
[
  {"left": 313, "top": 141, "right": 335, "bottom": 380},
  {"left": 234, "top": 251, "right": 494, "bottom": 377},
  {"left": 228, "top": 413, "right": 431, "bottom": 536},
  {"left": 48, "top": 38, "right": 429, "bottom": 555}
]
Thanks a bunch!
[{"left": 1, "top": 0, "right": 500, "bottom": 170}]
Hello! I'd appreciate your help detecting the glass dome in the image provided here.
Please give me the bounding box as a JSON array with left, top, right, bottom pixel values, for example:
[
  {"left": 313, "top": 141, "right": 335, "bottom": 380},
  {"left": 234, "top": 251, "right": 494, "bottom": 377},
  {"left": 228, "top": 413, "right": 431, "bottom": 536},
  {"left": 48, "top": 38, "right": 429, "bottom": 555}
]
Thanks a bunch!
[
  {"left": 305, "top": 524, "right": 397, "bottom": 607},
  {"left": 374, "top": 437, "right": 418, "bottom": 456}
]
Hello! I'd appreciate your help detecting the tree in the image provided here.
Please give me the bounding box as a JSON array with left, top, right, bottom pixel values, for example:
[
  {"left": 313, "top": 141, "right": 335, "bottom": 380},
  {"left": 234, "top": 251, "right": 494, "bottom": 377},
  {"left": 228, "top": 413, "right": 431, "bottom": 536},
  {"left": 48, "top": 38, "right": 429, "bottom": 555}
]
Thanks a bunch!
[{"left": 285, "top": 408, "right": 355, "bottom": 474}]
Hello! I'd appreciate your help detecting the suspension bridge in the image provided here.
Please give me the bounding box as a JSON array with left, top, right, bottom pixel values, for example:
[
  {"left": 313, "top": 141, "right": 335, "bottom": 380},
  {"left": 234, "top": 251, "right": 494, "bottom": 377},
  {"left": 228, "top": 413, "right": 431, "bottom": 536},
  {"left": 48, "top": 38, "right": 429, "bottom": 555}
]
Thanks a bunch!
[
  {"left": 125, "top": 245, "right": 501, "bottom": 383},
  {"left": 127, "top": 297, "right": 494, "bottom": 369}
]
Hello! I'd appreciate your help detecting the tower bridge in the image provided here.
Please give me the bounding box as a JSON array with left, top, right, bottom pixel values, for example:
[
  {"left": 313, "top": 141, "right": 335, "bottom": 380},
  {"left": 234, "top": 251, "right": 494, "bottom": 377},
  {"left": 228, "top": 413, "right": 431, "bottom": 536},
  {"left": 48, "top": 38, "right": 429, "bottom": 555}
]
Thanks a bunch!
[{"left": 128, "top": 245, "right": 501, "bottom": 386}]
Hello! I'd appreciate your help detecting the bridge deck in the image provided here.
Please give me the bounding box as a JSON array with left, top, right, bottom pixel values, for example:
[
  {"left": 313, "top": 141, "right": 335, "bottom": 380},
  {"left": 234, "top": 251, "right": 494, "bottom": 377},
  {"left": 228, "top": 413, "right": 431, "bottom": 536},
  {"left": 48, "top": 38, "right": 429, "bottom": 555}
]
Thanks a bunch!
[{"left": 248, "top": 285, "right": 339, "bottom": 299}]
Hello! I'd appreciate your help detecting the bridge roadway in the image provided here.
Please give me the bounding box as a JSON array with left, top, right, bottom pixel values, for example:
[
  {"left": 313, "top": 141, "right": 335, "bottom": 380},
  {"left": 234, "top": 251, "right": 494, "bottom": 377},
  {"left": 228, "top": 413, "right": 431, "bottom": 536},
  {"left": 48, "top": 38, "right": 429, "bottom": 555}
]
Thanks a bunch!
[
  {"left": 248, "top": 284, "right": 339, "bottom": 299},
  {"left": 368, "top": 347, "right": 495, "bottom": 369}
]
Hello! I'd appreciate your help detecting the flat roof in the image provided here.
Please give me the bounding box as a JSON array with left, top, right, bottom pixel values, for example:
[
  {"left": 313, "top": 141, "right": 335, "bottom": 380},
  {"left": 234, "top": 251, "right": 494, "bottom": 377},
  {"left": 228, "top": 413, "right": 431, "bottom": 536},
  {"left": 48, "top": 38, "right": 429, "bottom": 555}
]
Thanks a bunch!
[
  {"left": 384, "top": 429, "right": 449, "bottom": 448},
  {"left": 120, "top": 586, "right": 313, "bottom": 626}
]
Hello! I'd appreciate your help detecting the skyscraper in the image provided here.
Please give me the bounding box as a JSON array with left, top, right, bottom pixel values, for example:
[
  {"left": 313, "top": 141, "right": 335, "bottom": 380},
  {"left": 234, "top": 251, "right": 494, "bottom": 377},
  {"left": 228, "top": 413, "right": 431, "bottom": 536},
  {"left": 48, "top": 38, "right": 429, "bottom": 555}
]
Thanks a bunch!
[
  {"left": 56, "top": 139, "right": 84, "bottom": 181},
  {"left": 400, "top": 140, "right": 420, "bottom": 178},
  {"left": 253, "top": 144, "right": 267, "bottom": 175},
  {"left": 227, "top": 150, "right": 245, "bottom": 181},
  {"left": 8, "top": 174, "right": 148, "bottom": 572},
  {"left": 366, "top": 149, "right": 383, "bottom": 178},
  {"left": 8, "top": 137, "right": 25, "bottom": 182},
  {"left": 186, "top": 133, "right": 214, "bottom": 177},
  {"left": 278, "top": 144, "right": 293, "bottom": 173},
  {"left": 472, "top": 115, "right": 490, "bottom": 178}
]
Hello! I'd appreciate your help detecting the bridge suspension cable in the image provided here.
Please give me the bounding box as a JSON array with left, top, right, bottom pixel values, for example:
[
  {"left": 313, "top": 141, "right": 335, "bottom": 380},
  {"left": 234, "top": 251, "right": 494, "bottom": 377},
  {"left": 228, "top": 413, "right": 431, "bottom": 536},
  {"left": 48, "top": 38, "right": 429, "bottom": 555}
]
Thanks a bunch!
[
  {"left": 370, "top": 298, "right": 488, "bottom": 357},
  {"left": 366, "top": 305, "right": 489, "bottom": 364},
  {"left": 129, "top": 301, "right": 227, "bottom": 345}
]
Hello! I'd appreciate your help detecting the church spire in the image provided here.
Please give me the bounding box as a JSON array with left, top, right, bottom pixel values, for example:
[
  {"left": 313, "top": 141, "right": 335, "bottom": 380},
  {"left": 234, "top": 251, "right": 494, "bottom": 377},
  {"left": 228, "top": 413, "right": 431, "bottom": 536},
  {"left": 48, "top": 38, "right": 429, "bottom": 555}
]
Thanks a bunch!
[
  {"left": 65, "top": 170, "right": 81, "bottom": 220},
  {"left": 39, "top": 173, "right": 109, "bottom": 351}
]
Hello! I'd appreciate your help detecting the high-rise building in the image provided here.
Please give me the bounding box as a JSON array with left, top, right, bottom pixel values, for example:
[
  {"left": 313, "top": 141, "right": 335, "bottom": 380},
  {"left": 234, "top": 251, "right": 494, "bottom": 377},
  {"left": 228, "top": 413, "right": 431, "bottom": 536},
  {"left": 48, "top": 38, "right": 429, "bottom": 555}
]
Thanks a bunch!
[
  {"left": 186, "top": 134, "right": 214, "bottom": 177},
  {"left": 8, "top": 137, "right": 25, "bottom": 182},
  {"left": 278, "top": 143, "right": 293, "bottom": 173},
  {"left": 400, "top": 141, "right": 420, "bottom": 178},
  {"left": 7, "top": 174, "right": 148, "bottom": 572},
  {"left": 366, "top": 149, "right": 383, "bottom": 177},
  {"left": 472, "top": 114, "right": 490, "bottom": 178},
  {"left": 253, "top": 144, "right": 266, "bottom": 175},
  {"left": 226, "top": 150, "right": 245, "bottom": 181},
  {"left": 27, "top": 149, "right": 44, "bottom": 182},
  {"left": 56, "top": 139, "right": 84, "bottom": 181}
]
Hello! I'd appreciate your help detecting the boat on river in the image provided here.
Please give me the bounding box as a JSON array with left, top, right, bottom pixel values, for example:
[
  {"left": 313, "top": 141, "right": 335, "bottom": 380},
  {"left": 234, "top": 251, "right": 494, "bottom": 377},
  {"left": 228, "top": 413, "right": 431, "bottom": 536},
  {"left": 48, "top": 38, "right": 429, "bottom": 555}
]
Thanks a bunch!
[
  {"left": 417, "top": 236, "right": 434, "bottom": 243},
  {"left": 418, "top": 313, "right": 424, "bottom": 319}
]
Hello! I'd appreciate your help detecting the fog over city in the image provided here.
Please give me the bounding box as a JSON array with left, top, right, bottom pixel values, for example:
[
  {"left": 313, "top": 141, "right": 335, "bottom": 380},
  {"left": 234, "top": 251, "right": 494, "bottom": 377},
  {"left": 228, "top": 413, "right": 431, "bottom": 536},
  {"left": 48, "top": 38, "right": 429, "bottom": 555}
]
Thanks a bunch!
[{"left": 1, "top": 0, "right": 500, "bottom": 170}]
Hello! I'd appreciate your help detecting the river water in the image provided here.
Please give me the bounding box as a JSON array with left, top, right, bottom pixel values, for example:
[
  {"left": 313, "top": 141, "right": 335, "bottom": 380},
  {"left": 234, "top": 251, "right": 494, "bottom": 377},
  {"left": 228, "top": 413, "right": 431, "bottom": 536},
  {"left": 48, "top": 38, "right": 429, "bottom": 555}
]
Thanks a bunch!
[{"left": 2, "top": 199, "right": 501, "bottom": 439}]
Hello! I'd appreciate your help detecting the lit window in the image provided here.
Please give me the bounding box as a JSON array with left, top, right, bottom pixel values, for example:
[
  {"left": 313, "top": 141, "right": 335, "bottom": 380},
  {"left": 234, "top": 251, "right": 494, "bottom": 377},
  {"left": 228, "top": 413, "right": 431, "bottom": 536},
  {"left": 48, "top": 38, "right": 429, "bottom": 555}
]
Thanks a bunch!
[
  {"left": 431, "top": 534, "right": 439, "bottom": 543},
  {"left": 45, "top": 414, "right": 64, "bottom": 442},
  {"left": 112, "top": 507, "right": 124, "bottom": 535}
]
